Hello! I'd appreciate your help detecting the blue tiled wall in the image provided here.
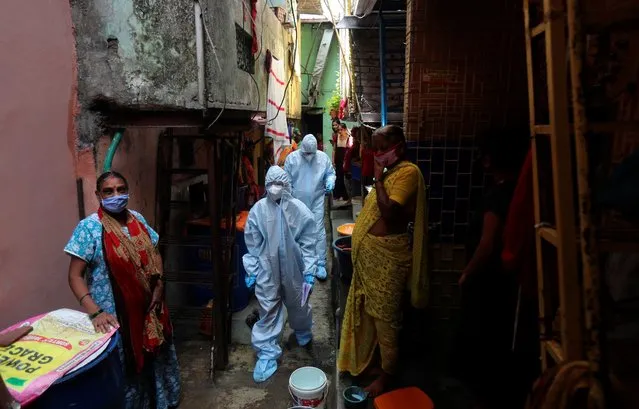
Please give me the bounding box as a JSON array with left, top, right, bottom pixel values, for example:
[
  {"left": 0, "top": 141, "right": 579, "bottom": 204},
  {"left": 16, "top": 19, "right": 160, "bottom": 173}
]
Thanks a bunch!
[{"left": 407, "top": 140, "right": 488, "bottom": 245}]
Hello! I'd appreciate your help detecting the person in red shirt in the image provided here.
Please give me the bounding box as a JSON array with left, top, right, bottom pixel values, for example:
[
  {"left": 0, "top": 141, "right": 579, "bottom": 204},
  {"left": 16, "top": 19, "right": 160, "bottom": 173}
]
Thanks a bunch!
[{"left": 316, "top": 133, "right": 324, "bottom": 152}]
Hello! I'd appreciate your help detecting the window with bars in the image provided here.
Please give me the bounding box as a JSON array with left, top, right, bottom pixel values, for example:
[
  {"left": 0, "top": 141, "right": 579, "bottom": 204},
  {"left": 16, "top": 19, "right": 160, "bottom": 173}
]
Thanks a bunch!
[{"left": 235, "top": 24, "right": 255, "bottom": 74}]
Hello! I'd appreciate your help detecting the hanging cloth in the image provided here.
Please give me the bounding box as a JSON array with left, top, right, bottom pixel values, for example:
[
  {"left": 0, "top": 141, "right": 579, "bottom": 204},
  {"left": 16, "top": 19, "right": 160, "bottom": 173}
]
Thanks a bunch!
[{"left": 265, "top": 55, "right": 289, "bottom": 164}]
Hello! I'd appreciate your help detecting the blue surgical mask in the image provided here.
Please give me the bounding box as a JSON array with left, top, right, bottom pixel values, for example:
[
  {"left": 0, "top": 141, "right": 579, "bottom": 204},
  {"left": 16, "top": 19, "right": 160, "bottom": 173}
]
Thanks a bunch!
[{"left": 102, "top": 194, "right": 129, "bottom": 214}]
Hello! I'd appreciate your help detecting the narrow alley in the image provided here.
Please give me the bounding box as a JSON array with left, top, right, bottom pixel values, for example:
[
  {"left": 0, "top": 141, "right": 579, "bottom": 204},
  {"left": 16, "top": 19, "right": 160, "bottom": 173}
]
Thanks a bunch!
[{"left": 2, "top": 0, "right": 639, "bottom": 409}]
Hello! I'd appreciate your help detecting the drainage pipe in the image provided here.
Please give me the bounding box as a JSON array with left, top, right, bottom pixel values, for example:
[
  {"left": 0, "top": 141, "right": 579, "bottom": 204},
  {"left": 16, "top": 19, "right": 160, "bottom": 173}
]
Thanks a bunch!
[
  {"left": 378, "top": 9, "right": 387, "bottom": 126},
  {"left": 194, "top": 1, "right": 206, "bottom": 109},
  {"left": 103, "top": 130, "right": 124, "bottom": 173}
]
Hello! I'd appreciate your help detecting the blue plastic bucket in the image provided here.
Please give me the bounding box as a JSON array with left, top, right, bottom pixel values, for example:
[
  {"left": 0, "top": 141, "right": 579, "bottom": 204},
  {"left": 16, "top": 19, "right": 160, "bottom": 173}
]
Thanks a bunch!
[
  {"left": 30, "top": 332, "right": 124, "bottom": 409},
  {"left": 183, "top": 226, "right": 250, "bottom": 312}
]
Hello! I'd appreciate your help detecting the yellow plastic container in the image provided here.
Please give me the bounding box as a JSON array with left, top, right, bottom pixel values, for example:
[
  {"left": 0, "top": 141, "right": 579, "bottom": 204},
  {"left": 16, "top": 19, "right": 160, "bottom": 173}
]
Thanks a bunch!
[{"left": 337, "top": 223, "right": 355, "bottom": 237}]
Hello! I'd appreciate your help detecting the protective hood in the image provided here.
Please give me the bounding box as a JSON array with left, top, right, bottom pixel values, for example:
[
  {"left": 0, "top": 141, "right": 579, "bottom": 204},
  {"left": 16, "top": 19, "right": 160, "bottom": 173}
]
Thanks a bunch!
[
  {"left": 265, "top": 166, "right": 292, "bottom": 199},
  {"left": 300, "top": 134, "right": 317, "bottom": 154}
]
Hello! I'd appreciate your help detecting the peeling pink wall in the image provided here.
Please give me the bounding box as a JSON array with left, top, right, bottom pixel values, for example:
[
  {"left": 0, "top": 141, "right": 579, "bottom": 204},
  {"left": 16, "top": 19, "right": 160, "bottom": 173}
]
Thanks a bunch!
[
  {"left": 0, "top": 1, "right": 78, "bottom": 328},
  {"left": 95, "top": 129, "right": 161, "bottom": 226}
]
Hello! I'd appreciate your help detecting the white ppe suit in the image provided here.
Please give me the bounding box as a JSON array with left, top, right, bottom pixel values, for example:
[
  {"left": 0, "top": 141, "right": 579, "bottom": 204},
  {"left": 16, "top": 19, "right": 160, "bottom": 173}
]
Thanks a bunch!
[
  {"left": 242, "top": 166, "right": 317, "bottom": 383},
  {"left": 284, "top": 135, "right": 336, "bottom": 280}
]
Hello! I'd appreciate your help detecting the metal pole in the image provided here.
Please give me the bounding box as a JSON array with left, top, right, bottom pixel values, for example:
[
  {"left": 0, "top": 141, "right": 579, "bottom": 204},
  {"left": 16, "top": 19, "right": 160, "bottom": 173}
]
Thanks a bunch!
[{"left": 378, "top": 9, "right": 387, "bottom": 126}]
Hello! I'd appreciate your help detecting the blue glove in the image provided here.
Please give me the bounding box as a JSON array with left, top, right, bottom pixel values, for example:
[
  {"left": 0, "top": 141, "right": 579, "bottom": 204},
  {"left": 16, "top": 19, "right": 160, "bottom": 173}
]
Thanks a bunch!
[
  {"left": 245, "top": 275, "right": 256, "bottom": 290},
  {"left": 304, "top": 274, "right": 315, "bottom": 286},
  {"left": 315, "top": 265, "right": 328, "bottom": 281},
  {"left": 325, "top": 179, "right": 335, "bottom": 194}
]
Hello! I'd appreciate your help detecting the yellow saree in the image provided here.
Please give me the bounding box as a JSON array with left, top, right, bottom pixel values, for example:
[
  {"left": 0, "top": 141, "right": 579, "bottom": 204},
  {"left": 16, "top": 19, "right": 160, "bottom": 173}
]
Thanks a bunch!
[{"left": 337, "top": 161, "right": 429, "bottom": 376}]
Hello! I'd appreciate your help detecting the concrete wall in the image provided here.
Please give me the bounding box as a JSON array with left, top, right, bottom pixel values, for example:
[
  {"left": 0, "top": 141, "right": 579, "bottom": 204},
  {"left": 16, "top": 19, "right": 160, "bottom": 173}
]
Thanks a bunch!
[
  {"left": 94, "top": 129, "right": 162, "bottom": 225},
  {"left": 0, "top": 1, "right": 78, "bottom": 328},
  {"left": 301, "top": 22, "right": 340, "bottom": 158},
  {"left": 71, "top": 0, "right": 301, "bottom": 144}
]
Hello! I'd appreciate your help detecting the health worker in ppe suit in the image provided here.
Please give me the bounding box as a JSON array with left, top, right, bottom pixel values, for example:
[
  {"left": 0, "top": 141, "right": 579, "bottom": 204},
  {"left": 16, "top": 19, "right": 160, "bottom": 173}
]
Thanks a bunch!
[
  {"left": 243, "top": 166, "right": 317, "bottom": 383},
  {"left": 284, "top": 134, "right": 336, "bottom": 280}
]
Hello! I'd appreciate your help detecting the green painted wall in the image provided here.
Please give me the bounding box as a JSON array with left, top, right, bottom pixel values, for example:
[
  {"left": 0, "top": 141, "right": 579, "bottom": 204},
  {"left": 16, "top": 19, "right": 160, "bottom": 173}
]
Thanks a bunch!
[{"left": 301, "top": 23, "right": 340, "bottom": 159}]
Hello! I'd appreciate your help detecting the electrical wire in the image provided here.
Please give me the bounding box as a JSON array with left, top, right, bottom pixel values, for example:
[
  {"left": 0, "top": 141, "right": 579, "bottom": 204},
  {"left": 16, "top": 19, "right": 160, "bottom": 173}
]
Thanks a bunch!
[
  {"left": 253, "top": 0, "right": 270, "bottom": 63},
  {"left": 195, "top": 0, "right": 227, "bottom": 130},
  {"left": 322, "top": 0, "right": 376, "bottom": 129},
  {"left": 266, "top": 0, "right": 298, "bottom": 125},
  {"left": 243, "top": 0, "right": 266, "bottom": 111},
  {"left": 249, "top": 72, "right": 261, "bottom": 111}
]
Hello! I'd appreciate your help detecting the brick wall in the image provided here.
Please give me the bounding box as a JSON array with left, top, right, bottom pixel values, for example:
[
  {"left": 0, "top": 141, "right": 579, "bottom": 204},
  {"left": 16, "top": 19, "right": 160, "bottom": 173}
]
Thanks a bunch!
[
  {"left": 352, "top": 29, "right": 406, "bottom": 115},
  {"left": 402, "top": 0, "right": 528, "bottom": 351},
  {"left": 298, "top": 0, "right": 322, "bottom": 14}
]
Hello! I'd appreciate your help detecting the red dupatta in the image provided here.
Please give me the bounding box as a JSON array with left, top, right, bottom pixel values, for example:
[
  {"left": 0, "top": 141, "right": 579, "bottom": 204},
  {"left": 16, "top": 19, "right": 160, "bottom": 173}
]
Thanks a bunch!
[{"left": 99, "top": 208, "right": 172, "bottom": 373}]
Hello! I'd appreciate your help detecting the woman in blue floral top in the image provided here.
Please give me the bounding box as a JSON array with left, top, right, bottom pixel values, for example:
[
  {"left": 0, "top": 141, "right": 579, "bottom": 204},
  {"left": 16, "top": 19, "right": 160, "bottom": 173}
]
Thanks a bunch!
[{"left": 65, "top": 171, "right": 181, "bottom": 409}]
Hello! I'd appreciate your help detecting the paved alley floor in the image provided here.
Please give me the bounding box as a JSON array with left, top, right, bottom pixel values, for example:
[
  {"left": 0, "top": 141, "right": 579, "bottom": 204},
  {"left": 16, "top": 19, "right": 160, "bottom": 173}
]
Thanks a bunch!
[
  {"left": 176, "top": 199, "right": 338, "bottom": 409},
  {"left": 177, "top": 278, "right": 335, "bottom": 409}
]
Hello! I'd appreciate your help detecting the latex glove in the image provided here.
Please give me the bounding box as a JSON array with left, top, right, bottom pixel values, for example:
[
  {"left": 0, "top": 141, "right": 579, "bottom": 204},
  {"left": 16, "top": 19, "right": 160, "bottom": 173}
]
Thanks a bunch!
[
  {"left": 304, "top": 274, "right": 315, "bottom": 286},
  {"left": 315, "top": 265, "right": 328, "bottom": 281},
  {"left": 325, "top": 179, "right": 335, "bottom": 194},
  {"left": 245, "top": 275, "right": 256, "bottom": 290}
]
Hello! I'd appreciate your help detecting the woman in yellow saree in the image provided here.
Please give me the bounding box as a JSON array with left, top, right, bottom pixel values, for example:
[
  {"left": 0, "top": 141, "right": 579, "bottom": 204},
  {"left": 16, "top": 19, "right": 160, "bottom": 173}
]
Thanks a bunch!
[{"left": 337, "top": 125, "right": 429, "bottom": 396}]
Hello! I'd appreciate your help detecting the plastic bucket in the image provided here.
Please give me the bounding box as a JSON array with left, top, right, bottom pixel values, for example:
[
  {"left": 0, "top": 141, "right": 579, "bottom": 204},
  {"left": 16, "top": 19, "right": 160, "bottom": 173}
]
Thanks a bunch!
[
  {"left": 343, "top": 385, "right": 368, "bottom": 408},
  {"left": 30, "top": 333, "right": 124, "bottom": 409},
  {"left": 337, "top": 223, "right": 355, "bottom": 237},
  {"left": 332, "top": 236, "right": 353, "bottom": 284},
  {"left": 288, "top": 366, "right": 328, "bottom": 409}
]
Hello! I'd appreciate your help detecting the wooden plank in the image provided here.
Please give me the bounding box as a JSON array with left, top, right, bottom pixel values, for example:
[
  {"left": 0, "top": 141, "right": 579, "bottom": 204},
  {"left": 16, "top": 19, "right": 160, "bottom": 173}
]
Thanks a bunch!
[
  {"left": 544, "top": 0, "right": 583, "bottom": 363},
  {"left": 207, "top": 141, "right": 229, "bottom": 371},
  {"left": 524, "top": 0, "right": 550, "bottom": 371},
  {"left": 155, "top": 130, "right": 174, "bottom": 242},
  {"left": 539, "top": 226, "right": 559, "bottom": 247},
  {"left": 524, "top": 0, "right": 537, "bottom": 129},
  {"left": 545, "top": 340, "right": 565, "bottom": 363},
  {"left": 567, "top": 0, "right": 601, "bottom": 371},
  {"left": 533, "top": 125, "right": 552, "bottom": 134},
  {"left": 532, "top": 22, "right": 546, "bottom": 37}
]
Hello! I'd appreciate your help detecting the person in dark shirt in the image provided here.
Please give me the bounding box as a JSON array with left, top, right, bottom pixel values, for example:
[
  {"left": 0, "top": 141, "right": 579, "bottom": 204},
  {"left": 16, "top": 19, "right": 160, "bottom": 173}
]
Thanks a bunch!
[
  {"left": 360, "top": 129, "right": 375, "bottom": 199},
  {"left": 454, "top": 127, "right": 529, "bottom": 409}
]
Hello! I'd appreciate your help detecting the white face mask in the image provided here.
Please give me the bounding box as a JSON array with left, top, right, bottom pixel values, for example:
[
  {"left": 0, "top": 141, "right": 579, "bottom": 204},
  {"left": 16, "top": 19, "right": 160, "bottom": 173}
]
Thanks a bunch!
[
  {"left": 302, "top": 152, "right": 314, "bottom": 162},
  {"left": 267, "top": 185, "right": 283, "bottom": 201}
]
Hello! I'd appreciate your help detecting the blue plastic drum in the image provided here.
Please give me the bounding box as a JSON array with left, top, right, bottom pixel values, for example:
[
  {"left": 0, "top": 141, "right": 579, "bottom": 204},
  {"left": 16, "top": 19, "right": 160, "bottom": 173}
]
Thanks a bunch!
[{"left": 30, "top": 332, "right": 124, "bottom": 409}]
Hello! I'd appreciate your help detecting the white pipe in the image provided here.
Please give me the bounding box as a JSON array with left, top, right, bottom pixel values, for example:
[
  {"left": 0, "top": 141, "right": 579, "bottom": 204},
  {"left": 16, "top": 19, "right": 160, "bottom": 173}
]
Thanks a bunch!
[{"left": 194, "top": 1, "right": 206, "bottom": 109}]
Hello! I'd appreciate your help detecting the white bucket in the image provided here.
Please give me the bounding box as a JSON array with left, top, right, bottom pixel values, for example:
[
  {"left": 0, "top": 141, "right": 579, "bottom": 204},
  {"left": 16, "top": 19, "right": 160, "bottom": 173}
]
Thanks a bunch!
[{"left": 288, "top": 366, "right": 328, "bottom": 409}]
